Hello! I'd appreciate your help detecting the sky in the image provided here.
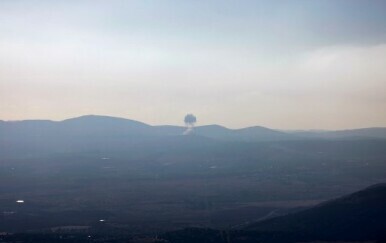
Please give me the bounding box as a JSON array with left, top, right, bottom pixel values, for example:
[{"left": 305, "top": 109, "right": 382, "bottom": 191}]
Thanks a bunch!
[{"left": 1, "top": 0, "right": 386, "bottom": 129}]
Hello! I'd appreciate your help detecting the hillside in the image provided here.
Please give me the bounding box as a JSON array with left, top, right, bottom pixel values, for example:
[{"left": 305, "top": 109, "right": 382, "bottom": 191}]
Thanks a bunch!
[
  {"left": 245, "top": 183, "right": 386, "bottom": 241},
  {"left": 161, "top": 183, "right": 386, "bottom": 242}
]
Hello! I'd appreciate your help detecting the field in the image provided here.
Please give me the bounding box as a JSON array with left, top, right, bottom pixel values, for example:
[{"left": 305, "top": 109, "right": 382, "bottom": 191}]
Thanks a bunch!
[{"left": 1, "top": 139, "right": 385, "bottom": 234}]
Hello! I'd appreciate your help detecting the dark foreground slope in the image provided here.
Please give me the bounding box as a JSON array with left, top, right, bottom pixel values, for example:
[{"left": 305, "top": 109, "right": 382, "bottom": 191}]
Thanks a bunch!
[
  {"left": 246, "top": 183, "right": 386, "bottom": 241},
  {"left": 161, "top": 183, "right": 386, "bottom": 243}
]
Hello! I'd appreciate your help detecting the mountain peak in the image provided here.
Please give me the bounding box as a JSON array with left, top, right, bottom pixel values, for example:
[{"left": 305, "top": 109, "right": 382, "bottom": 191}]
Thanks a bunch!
[{"left": 61, "top": 114, "right": 150, "bottom": 127}]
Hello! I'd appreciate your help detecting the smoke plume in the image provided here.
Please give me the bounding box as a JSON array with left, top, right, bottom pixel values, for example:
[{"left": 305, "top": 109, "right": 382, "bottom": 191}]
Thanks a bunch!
[{"left": 183, "top": 114, "right": 197, "bottom": 135}]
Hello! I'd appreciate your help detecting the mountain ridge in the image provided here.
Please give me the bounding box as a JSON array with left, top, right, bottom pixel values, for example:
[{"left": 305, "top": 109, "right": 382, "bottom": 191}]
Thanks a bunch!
[{"left": 1, "top": 114, "right": 385, "bottom": 141}]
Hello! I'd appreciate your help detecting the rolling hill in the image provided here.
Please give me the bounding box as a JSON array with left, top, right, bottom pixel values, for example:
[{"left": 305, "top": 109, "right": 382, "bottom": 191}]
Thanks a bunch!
[{"left": 2, "top": 115, "right": 385, "bottom": 144}]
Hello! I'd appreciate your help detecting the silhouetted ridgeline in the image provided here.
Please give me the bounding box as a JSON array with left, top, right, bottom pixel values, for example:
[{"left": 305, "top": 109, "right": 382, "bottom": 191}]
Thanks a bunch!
[{"left": 1, "top": 115, "right": 386, "bottom": 145}]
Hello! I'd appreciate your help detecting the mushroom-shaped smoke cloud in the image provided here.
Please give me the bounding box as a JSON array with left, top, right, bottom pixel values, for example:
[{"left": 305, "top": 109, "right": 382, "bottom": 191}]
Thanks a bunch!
[{"left": 183, "top": 114, "right": 197, "bottom": 135}]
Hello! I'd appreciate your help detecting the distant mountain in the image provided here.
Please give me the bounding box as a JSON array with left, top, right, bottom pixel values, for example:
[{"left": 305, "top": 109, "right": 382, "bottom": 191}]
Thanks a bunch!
[
  {"left": 1, "top": 115, "right": 385, "bottom": 153},
  {"left": 60, "top": 115, "right": 154, "bottom": 138},
  {"left": 154, "top": 124, "right": 297, "bottom": 141},
  {"left": 194, "top": 125, "right": 295, "bottom": 141},
  {"left": 0, "top": 115, "right": 297, "bottom": 145},
  {"left": 235, "top": 126, "right": 296, "bottom": 141},
  {"left": 0, "top": 115, "right": 156, "bottom": 156},
  {"left": 62, "top": 115, "right": 149, "bottom": 128},
  {"left": 0, "top": 116, "right": 171, "bottom": 144},
  {"left": 289, "top": 127, "right": 386, "bottom": 140},
  {"left": 195, "top": 125, "right": 295, "bottom": 142},
  {"left": 0, "top": 115, "right": 152, "bottom": 138}
]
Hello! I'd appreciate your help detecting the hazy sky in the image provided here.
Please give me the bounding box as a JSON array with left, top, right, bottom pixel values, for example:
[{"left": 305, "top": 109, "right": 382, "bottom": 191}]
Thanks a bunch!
[{"left": 1, "top": 0, "right": 386, "bottom": 129}]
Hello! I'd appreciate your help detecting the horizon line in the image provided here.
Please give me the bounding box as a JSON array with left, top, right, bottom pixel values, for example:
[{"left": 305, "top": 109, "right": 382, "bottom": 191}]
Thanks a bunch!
[{"left": 1, "top": 114, "right": 385, "bottom": 132}]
